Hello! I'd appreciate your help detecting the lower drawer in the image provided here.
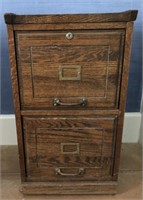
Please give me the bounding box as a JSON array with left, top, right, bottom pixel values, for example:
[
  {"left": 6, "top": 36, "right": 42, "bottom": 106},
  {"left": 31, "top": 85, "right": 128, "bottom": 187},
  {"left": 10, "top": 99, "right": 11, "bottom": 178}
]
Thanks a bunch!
[{"left": 23, "top": 116, "right": 117, "bottom": 181}]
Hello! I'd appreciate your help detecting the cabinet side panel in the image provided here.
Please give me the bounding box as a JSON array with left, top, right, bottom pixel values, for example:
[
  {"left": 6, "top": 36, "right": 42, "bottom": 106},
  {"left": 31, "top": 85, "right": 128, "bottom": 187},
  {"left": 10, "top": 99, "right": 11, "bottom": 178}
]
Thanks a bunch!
[
  {"left": 113, "top": 22, "right": 134, "bottom": 178},
  {"left": 6, "top": 25, "right": 26, "bottom": 181}
]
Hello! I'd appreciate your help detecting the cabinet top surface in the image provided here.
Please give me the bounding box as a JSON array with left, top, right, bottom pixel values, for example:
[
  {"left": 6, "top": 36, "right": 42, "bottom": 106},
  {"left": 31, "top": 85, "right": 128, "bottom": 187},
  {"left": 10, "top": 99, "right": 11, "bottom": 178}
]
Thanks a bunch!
[{"left": 4, "top": 10, "right": 138, "bottom": 24}]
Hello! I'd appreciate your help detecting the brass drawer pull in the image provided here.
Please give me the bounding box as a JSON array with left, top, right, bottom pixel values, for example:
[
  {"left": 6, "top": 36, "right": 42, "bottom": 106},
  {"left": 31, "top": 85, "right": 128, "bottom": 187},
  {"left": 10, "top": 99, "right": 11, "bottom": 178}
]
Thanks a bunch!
[
  {"left": 53, "top": 98, "right": 87, "bottom": 107},
  {"left": 55, "top": 167, "right": 85, "bottom": 176}
]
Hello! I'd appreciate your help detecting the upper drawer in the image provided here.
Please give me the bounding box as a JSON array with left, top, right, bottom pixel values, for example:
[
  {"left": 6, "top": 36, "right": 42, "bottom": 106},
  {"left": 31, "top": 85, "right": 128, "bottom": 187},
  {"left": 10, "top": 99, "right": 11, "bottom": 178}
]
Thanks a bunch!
[{"left": 16, "top": 30, "right": 125, "bottom": 109}]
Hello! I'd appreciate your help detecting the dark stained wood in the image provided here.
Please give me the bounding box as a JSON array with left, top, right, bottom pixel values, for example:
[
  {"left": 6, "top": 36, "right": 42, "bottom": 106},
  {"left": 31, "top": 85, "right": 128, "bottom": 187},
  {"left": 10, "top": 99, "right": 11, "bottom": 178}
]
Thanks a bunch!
[
  {"left": 4, "top": 10, "right": 138, "bottom": 24},
  {"left": 112, "top": 22, "right": 134, "bottom": 179},
  {"left": 16, "top": 30, "right": 124, "bottom": 109},
  {"left": 5, "top": 11, "right": 137, "bottom": 194},
  {"left": 20, "top": 109, "right": 120, "bottom": 116},
  {"left": 23, "top": 116, "right": 117, "bottom": 181},
  {"left": 21, "top": 181, "right": 117, "bottom": 194},
  {"left": 6, "top": 25, "right": 26, "bottom": 182},
  {"left": 13, "top": 23, "right": 127, "bottom": 31}
]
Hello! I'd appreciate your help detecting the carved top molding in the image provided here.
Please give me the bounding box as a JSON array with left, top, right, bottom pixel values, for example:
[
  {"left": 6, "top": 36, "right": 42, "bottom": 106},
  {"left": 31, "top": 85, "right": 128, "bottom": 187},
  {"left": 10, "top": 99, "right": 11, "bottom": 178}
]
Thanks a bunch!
[{"left": 4, "top": 10, "right": 138, "bottom": 24}]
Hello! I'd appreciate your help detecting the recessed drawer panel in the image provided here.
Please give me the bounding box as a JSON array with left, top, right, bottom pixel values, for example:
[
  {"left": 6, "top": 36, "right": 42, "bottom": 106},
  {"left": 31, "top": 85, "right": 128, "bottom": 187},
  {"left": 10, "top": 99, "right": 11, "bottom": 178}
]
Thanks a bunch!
[
  {"left": 23, "top": 116, "right": 117, "bottom": 181},
  {"left": 16, "top": 30, "right": 125, "bottom": 109}
]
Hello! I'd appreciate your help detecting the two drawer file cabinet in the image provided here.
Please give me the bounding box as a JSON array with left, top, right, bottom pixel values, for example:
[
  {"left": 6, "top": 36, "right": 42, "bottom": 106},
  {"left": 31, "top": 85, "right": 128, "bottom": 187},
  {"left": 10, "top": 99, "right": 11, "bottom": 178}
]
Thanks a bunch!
[{"left": 5, "top": 10, "right": 138, "bottom": 194}]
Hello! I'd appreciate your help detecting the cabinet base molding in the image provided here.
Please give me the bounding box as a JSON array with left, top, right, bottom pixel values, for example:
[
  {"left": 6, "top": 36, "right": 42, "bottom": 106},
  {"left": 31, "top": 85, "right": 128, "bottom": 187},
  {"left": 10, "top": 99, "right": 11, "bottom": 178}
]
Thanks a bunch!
[{"left": 21, "top": 181, "right": 117, "bottom": 195}]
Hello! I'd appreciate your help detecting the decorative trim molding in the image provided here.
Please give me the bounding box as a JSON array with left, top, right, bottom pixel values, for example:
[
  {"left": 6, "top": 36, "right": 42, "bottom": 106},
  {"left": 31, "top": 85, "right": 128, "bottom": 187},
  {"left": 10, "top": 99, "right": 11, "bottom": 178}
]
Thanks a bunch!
[{"left": 0, "top": 113, "right": 141, "bottom": 145}]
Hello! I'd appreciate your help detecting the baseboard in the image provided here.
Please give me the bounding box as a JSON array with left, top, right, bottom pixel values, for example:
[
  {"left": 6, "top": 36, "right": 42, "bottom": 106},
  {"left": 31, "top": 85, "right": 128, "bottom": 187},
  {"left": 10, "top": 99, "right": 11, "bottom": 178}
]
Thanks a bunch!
[
  {"left": 0, "top": 115, "right": 17, "bottom": 145},
  {"left": 122, "top": 113, "right": 141, "bottom": 143},
  {"left": 0, "top": 113, "right": 141, "bottom": 145}
]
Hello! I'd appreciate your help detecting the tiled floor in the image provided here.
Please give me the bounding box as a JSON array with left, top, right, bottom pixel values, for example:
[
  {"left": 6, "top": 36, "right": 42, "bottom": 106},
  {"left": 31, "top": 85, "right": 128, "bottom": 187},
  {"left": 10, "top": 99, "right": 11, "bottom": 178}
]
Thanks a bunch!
[{"left": 1, "top": 144, "right": 142, "bottom": 200}]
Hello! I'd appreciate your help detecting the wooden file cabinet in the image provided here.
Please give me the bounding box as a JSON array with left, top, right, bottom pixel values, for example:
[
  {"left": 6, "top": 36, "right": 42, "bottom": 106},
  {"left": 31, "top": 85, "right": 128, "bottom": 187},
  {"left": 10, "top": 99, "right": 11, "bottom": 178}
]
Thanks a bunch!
[{"left": 4, "top": 10, "right": 137, "bottom": 194}]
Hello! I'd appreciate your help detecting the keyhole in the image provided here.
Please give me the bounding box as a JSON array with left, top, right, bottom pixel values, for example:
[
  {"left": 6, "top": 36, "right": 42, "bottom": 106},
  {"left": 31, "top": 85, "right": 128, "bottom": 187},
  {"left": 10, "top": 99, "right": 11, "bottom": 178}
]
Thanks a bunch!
[{"left": 66, "top": 32, "right": 73, "bottom": 40}]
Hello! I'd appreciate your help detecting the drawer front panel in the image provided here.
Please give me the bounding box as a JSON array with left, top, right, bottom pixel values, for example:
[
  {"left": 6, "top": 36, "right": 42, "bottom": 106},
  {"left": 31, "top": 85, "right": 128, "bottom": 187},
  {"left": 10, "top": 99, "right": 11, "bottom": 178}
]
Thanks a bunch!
[
  {"left": 16, "top": 30, "right": 125, "bottom": 109},
  {"left": 23, "top": 116, "right": 117, "bottom": 181}
]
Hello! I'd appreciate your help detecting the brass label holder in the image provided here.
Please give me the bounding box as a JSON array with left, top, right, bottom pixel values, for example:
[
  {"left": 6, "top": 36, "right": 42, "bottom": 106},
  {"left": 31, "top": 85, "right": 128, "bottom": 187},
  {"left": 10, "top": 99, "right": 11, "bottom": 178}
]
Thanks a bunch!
[
  {"left": 59, "top": 65, "right": 81, "bottom": 81},
  {"left": 61, "top": 143, "right": 80, "bottom": 154}
]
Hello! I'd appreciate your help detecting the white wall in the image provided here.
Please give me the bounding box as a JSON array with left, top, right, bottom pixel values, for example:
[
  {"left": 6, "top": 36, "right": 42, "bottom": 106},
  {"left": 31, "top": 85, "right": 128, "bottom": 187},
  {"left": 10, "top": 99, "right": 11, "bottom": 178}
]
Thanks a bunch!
[{"left": 0, "top": 113, "right": 141, "bottom": 145}]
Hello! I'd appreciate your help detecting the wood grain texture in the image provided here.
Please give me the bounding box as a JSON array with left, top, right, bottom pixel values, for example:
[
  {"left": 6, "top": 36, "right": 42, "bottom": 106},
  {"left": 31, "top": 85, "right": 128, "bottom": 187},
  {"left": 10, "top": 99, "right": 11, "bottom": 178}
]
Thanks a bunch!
[
  {"left": 6, "top": 25, "right": 26, "bottom": 181},
  {"left": 4, "top": 10, "right": 138, "bottom": 24},
  {"left": 20, "top": 109, "right": 120, "bottom": 116},
  {"left": 112, "top": 22, "right": 134, "bottom": 179},
  {"left": 23, "top": 116, "right": 117, "bottom": 181},
  {"left": 16, "top": 30, "right": 124, "bottom": 109},
  {"left": 13, "top": 23, "right": 127, "bottom": 31},
  {"left": 5, "top": 12, "right": 137, "bottom": 194},
  {"left": 21, "top": 181, "right": 117, "bottom": 194}
]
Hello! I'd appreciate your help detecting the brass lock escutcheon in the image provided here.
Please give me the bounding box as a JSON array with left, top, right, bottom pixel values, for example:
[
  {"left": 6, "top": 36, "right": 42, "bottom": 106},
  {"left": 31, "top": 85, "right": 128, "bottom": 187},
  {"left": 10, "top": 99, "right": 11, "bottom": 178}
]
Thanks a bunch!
[{"left": 66, "top": 32, "right": 74, "bottom": 40}]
